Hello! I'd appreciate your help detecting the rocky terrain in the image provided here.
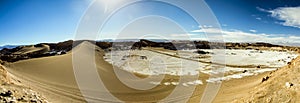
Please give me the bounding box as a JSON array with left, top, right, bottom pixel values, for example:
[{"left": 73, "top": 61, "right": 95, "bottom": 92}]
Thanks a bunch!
[
  {"left": 0, "top": 45, "right": 19, "bottom": 51},
  {"left": 237, "top": 56, "right": 300, "bottom": 102},
  {"left": 0, "top": 40, "right": 112, "bottom": 62},
  {"left": 126, "top": 39, "right": 300, "bottom": 52},
  {"left": 0, "top": 64, "right": 48, "bottom": 103},
  {"left": 1, "top": 39, "right": 299, "bottom": 63}
]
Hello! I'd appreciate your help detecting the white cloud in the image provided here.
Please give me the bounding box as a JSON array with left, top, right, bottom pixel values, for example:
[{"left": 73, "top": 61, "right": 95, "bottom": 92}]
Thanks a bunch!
[
  {"left": 268, "top": 6, "right": 300, "bottom": 28},
  {"left": 256, "top": 17, "right": 262, "bottom": 20},
  {"left": 199, "top": 25, "right": 213, "bottom": 28},
  {"left": 170, "top": 34, "right": 197, "bottom": 36},
  {"left": 249, "top": 29, "right": 257, "bottom": 33},
  {"left": 257, "top": 7, "right": 268, "bottom": 12},
  {"left": 169, "top": 33, "right": 207, "bottom": 40},
  {"left": 191, "top": 27, "right": 300, "bottom": 46}
]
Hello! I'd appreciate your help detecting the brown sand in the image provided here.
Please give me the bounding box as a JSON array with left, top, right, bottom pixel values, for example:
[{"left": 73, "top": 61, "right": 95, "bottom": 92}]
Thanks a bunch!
[
  {"left": 237, "top": 56, "right": 300, "bottom": 102},
  {"left": 12, "top": 44, "right": 50, "bottom": 55},
  {"left": 0, "top": 64, "right": 48, "bottom": 102},
  {"left": 4, "top": 41, "right": 273, "bottom": 102}
]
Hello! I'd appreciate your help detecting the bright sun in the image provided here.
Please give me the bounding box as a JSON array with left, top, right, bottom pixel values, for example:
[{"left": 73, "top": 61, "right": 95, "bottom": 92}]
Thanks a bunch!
[{"left": 99, "top": 0, "right": 122, "bottom": 12}]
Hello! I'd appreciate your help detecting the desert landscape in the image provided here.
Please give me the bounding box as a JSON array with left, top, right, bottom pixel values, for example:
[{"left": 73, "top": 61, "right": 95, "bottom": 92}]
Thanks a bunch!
[
  {"left": 0, "top": 39, "right": 299, "bottom": 102},
  {"left": 1, "top": 0, "right": 300, "bottom": 102}
]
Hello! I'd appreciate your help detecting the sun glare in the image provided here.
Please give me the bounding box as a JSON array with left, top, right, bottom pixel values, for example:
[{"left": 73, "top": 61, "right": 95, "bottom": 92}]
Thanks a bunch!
[{"left": 99, "top": 0, "right": 123, "bottom": 12}]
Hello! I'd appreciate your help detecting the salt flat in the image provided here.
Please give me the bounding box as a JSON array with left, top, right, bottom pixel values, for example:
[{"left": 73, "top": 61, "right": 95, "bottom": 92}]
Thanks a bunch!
[{"left": 104, "top": 48, "right": 298, "bottom": 83}]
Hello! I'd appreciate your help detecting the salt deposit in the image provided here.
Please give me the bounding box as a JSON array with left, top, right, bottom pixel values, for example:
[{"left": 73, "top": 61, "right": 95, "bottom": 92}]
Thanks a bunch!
[{"left": 104, "top": 49, "right": 297, "bottom": 83}]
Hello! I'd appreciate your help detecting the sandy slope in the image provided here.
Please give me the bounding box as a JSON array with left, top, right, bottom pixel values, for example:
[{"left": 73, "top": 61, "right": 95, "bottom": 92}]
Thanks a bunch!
[
  {"left": 4, "top": 41, "right": 273, "bottom": 102},
  {"left": 238, "top": 56, "right": 300, "bottom": 102},
  {"left": 0, "top": 64, "right": 48, "bottom": 102},
  {"left": 6, "top": 47, "right": 85, "bottom": 102},
  {"left": 12, "top": 44, "right": 50, "bottom": 55}
]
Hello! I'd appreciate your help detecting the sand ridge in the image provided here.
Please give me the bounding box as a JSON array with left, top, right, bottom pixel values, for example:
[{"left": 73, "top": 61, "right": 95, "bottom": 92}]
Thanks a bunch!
[{"left": 12, "top": 44, "right": 50, "bottom": 55}]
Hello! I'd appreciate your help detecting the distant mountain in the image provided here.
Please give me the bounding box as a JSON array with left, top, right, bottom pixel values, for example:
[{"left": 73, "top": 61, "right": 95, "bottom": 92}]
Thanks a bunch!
[
  {"left": 273, "top": 42, "right": 300, "bottom": 47},
  {"left": 0, "top": 45, "right": 20, "bottom": 50},
  {"left": 100, "top": 39, "right": 169, "bottom": 43}
]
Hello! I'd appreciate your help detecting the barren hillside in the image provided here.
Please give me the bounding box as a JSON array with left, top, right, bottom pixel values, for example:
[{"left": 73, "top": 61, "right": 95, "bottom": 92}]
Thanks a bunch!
[{"left": 237, "top": 56, "right": 300, "bottom": 102}]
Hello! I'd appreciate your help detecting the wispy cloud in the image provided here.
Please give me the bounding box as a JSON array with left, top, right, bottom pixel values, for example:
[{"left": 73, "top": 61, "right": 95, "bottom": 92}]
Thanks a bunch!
[
  {"left": 199, "top": 25, "right": 213, "bottom": 28},
  {"left": 191, "top": 27, "right": 300, "bottom": 46},
  {"left": 256, "top": 7, "right": 268, "bottom": 12},
  {"left": 170, "top": 34, "right": 197, "bottom": 36},
  {"left": 256, "top": 17, "right": 262, "bottom": 20},
  {"left": 249, "top": 29, "right": 257, "bottom": 33},
  {"left": 267, "top": 6, "right": 300, "bottom": 28}
]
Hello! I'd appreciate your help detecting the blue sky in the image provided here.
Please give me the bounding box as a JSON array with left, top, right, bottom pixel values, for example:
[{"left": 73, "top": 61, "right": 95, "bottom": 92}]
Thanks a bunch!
[
  {"left": 205, "top": 0, "right": 300, "bottom": 35},
  {"left": 1, "top": 0, "right": 300, "bottom": 46},
  {"left": 0, "top": 0, "right": 91, "bottom": 45}
]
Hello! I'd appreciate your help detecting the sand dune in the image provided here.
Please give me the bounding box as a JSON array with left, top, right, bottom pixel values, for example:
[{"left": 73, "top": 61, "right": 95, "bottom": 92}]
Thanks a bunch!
[
  {"left": 7, "top": 46, "right": 85, "bottom": 102},
  {"left": 12, "top": 44, "right": 50, "bottom": 55},
  {"left": 4, "top": 41, "right": 279, "bottom": 102},
  {"left": 6, "top": 42, "right": 185, "bottom": 102}
]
